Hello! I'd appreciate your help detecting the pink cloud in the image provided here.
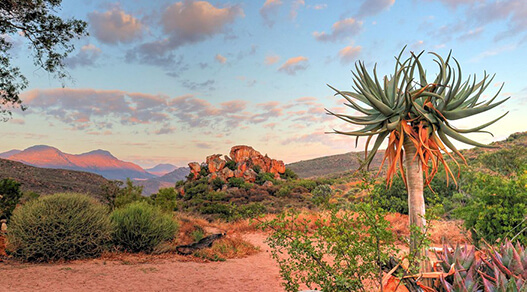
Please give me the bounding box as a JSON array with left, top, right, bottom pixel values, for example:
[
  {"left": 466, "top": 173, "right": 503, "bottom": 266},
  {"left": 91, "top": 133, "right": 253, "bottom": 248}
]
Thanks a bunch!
[
  {"left": 338, "top": 45, "right": 362, "bottom": 64},
  {"left": 260, "top": 0, "right": 283, "bottom": 27},
  {"left": 89, "top": 8, "right": 143, "bottom": 44},
  {"left": 127, "top": 1, "right": 243, "bottom": 68},
  {"left": 264, "top": 55, "right": 280, "bottom": 65},
  {"left": 65, "top": 44, "right": 101, "bottom": 68},
  {"left": 356, "top": 0, "right": 395, "bottom": 17},
  {"left": 313, "top": 18, "right": 363, "bottom": 42},
  {"left": 215, "top": 54, "right": 227, "bottom": 64},
  {"left": 162, "top": 1, "right": 243, "bottom": 42},
  {"left": 278, "top": 56, "right": 309, "bottom": 75}
]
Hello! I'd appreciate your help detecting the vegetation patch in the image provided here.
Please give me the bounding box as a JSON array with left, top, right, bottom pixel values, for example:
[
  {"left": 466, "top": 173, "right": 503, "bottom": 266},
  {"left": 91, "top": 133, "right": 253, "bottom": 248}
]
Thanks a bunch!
[
  {"left": 110, "top": 202, "right": 178, "bottom": 253},
  {"left": 7, "top": 193, "right": 112, "bottom": 262}
]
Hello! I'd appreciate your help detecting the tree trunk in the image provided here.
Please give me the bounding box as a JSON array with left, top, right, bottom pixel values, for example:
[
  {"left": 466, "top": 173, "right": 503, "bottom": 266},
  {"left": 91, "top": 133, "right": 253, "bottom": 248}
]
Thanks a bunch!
[{"left": 403, "top": 138, "right": 430, "bottom": 275}]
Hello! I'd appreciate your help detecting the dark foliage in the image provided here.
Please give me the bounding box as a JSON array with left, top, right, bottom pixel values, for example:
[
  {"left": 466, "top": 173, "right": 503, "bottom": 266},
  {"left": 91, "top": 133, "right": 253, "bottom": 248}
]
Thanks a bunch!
[
  {"left": 0, "top": 178, "right": 22, "bottom": 221},
  {"left": 0, "top": 0, "right": 88, "bottom": 118}
]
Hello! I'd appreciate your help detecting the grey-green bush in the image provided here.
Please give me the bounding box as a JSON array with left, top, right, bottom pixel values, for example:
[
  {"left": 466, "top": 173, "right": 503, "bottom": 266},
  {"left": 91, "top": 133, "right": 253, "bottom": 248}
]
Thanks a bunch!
[
  {"left": 7, "top": 193, "right": 112, "bottom": 262},
  {"left": 110, "top": 201, "right": 178, "bottom": 253}
]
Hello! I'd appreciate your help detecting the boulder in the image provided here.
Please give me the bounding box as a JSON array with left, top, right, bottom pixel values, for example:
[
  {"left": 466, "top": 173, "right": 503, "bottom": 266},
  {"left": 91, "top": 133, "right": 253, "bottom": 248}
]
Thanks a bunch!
[
  {"left": 220, "top": 167, "right": 234, "bottom": 180},
  {"left": 230, "top": 145, "right": 260, "bottom": 164},
  {"left": 206, "top": 154, "right": 225, "bottom": 173},
  {"left": 229, "top": 145, "right": 285, "bottom": 175},
  {"left": 243, "top": 169, "right": 257, "bottom": 183},
  {"left": 234, "top": 169, "right": 244, "bottom": 178},
  {"left": 188, "top": 162, "right": 201, "bottom": 179},
  {"left": 270, "top": 159, "right": 286, "bottom": 175},
  {"left": 263, "top": 181, "right": 274, "bottom": 188},
  {"left": 1, "top": 219, "right": 7, "bottom": 232}
]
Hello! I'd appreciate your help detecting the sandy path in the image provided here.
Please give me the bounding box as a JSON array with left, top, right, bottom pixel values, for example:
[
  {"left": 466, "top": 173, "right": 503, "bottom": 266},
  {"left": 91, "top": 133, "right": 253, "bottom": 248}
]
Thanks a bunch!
[{"left": 0, "top": 233, "right": 285, "bottom": 292}]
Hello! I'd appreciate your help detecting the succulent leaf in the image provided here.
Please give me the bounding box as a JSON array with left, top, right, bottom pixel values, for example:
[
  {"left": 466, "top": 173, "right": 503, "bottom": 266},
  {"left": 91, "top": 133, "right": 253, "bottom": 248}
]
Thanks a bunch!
[{"left": 329, "top": 47, "right": 508, "bottom": 186}]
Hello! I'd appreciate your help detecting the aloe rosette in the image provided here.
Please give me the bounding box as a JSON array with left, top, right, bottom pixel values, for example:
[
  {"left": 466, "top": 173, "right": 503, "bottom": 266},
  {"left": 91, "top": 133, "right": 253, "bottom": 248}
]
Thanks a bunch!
[{"left": 327, "top": 48, "right": 509, "bottom": 186}]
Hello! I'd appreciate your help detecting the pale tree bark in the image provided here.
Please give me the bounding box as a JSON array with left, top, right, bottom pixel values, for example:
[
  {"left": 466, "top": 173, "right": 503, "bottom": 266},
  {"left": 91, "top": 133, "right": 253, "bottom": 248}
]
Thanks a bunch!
[{"left": 403, "top": 138, "right": 430, "bottom": 275}]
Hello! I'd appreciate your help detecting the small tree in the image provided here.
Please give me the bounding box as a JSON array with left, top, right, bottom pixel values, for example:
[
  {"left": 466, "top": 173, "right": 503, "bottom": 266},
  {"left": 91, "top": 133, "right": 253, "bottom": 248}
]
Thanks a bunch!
[
  {"left": 0, "top": 0, "right": 88, "bottom": 118},
  {"left": 114, "top": 178, "right": 144, "bottom": 208},
  {"left": 0, "top": 178, "right": 22, "bottom": 221},
  {"left": 328, "top": 48, "right": 508, "bottom": 270}
]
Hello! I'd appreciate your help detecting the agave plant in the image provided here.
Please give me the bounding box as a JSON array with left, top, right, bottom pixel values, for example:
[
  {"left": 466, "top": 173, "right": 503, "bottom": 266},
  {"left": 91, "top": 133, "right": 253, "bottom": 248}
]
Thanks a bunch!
[{"left": 327, "top": 48, "right": 509, "bottom": 261}]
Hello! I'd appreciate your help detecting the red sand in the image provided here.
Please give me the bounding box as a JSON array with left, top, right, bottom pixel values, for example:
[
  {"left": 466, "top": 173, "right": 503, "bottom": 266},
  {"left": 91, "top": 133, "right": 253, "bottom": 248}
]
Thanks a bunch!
[{"left": 0, "top": 233, "right": 285, "bottom": 292}]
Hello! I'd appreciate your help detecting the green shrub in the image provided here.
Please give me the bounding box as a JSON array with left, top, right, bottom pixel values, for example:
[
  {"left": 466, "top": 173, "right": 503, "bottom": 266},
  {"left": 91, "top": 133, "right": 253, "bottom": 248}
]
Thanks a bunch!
[
  {"left": 225, "top": 160, "right": 237, "bottom": 171},
  {"left": 110, "top": 201, "right": 178, "bottom": 253},
  {"left": 199, "top": 164, "right": 209, "bottom": 176},
  {"left": 175, "top": 180, "right": 185, "bottom": 188},
  {"left": 255, "top": 172, "right": 276, "bottom": 185},
  {"left": 296, "top": 179, "right": 317, "bottom": 192},
  {"left": 277, "top": 186, "right": 292, "bottom": 197},
  {"left": 7, "top": 193, "right": 112, "bottom": 262},
  {"left": 184, "top": 179, "right": 209, "bottom": 198},
  {"left": 252, "top": 165, "right": 262, "bottom": 174},
  {"left": 151, "top": 187, "right": 177, "bottom": 212},
  {"left": 211, "top": 177, "right": 225, "bottom": 190},
  {"left": 0, "top": 178, "right": 23, "bottom": 221},
  {"left": 280, "top": 168, "right": 298, "bottom": 180},
  {"left": 261, "top": 202, "right": 398, "bottom": 291},
  {"left": 371, "top": 170, "right": 456, "bottom": 216},
  {"left": 228, "top": 177, "right": 245, "bottom": 188},
  {"left": 455, "top": 173, "right": 527, "bottom": 245},
  {"left": 478, "top": 146, "right": 527, "bottom": 176},
  {"left": 114, "top": 178, "right": 145, "bottom": 208},
  {"left": 311, "top": 184, "right": 332, "bottom": 206}
]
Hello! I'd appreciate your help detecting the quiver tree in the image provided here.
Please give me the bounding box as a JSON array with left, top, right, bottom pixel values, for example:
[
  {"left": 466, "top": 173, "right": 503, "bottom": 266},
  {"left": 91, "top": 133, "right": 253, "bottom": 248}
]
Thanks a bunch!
[{"left": 327, "top": 48, "right": 509, "bottom": 270}]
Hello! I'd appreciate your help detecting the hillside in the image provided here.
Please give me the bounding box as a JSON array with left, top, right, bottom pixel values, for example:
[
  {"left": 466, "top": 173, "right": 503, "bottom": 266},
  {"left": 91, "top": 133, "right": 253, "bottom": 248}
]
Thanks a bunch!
[
  {"left": 0, "top": 158, "right": 108, "bottom": 196},
  {"left": 287, "top": 150, "right": 385, "bottom": 178},
  {"left": 135, "top": 167, "right": 189, "bottom": 195},
  {"left": 287, "top": 132, "right": 527, "bottom": 178},
  {"left": 1, "top": 145, "right": 155, "bottom": 180}
]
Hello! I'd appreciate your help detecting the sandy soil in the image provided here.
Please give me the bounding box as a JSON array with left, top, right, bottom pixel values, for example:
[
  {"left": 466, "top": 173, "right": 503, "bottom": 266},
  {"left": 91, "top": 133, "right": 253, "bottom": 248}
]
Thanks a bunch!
[{"left": 0, "top": 233, "right": 285, "bottom": 292}]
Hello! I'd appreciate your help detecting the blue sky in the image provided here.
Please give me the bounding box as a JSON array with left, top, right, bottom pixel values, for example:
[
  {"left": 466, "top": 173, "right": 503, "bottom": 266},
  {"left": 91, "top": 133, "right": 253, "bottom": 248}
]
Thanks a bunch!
[{"left": 1, "top": 0, "right": 525, "bottom": 167}]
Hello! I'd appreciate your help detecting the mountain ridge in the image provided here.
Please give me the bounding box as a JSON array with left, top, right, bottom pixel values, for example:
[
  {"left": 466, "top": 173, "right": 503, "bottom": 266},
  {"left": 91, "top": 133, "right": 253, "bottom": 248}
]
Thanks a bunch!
[{"left": 1, "top": 145, "right": 155, "bottom": 180}]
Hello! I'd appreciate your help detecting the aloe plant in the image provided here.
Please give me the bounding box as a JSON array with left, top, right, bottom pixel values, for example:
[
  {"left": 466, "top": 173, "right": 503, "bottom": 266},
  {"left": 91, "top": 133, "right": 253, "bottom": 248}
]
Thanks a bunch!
[
  {"left": 327, "top": 48, "right": 509, "bottom": 265},
  {"left": 434, "top": 240, "right": 527, "bottom": 292}
]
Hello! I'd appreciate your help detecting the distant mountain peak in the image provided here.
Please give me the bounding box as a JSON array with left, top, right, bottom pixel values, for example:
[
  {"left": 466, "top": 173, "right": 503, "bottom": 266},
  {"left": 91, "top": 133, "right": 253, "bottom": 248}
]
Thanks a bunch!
[
  {"left": 25, "top": 145, "right": 59, "bottom": 151},
  {"left": 146, "top": 163, "right": 178, "bottom": 177},
  {"left": 82, "top": 149, "right": 115, "bottom": 158}
]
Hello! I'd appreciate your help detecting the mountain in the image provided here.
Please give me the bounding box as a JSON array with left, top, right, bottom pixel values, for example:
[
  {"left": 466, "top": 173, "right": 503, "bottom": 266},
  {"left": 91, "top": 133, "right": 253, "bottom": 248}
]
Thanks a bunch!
[
  {"left": 145, "top": 164, "right": 178, "bottom": 176},
  {"left": 0, "top": 158, "right": 108, "bottom": 196},
  {"left": 0, "top": 149, "right": 21, "bottom": 158},
  {"left": 135, "top": 167, "right": 189, "bottom": 195},
  {"left": 2, "top": 145, "right": 155, "bottom": 180}
]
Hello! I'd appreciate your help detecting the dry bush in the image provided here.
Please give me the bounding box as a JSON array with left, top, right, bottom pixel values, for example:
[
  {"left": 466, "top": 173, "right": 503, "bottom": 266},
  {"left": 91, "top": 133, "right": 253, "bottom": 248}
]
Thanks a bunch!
[
  {"left": 385, "top": 213, "right": 468, "bottom": 244},
  {"left": 176, "top": 214, "right": 211, "bottom": 245},
  {"left": 194, "top": 235, "right": 259, "bottom": 261}
]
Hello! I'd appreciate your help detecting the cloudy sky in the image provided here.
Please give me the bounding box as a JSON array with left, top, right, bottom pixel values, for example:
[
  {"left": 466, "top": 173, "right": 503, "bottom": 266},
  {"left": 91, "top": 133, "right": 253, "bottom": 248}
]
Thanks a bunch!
[{"left": 2, "top": 0, "right": 526, "bottom": 168}]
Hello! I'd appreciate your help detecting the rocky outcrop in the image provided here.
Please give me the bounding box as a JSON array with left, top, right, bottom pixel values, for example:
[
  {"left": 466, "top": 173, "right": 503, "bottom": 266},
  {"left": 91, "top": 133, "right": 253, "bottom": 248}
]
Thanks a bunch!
[
  {"left": 188, "top": 162, "right": 201, "bottom": 178},
  {"left": 206, "top": 154, "right": 225, "bottom": 173},
  {"left": 186, "top": 145, "right": 286, "bottom": 183}
]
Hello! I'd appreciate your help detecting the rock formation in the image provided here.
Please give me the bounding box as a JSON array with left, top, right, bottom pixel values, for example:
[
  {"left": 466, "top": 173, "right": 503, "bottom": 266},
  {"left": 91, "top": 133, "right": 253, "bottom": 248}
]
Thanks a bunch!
[{"left": 186, "top": 145, "right": 286, "bottom": 183}]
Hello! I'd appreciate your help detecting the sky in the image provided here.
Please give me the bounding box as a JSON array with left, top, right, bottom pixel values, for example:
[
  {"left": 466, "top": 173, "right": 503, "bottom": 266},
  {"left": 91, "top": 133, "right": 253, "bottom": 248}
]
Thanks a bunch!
[{"left": 1, "top": 0, "right": 526, "bottom": 168}]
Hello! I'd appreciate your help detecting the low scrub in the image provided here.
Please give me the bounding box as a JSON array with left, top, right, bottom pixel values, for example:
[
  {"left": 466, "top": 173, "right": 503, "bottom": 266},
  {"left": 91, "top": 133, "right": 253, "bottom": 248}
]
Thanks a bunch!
[
  {"left": 193, "top": 235, "right": 259, "bottom": 262},
  {"left": 110, "top": 201, "right": 178, "bottom": 253},
  {"left": 7, "top": 193, "right": 112, "bottom": 262}
]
